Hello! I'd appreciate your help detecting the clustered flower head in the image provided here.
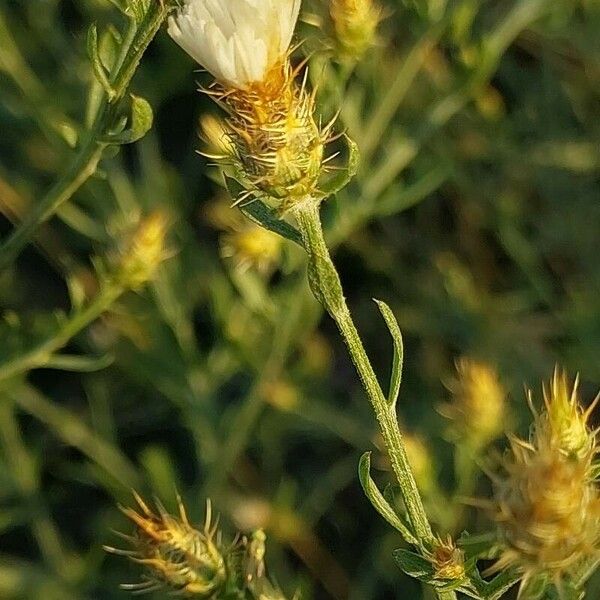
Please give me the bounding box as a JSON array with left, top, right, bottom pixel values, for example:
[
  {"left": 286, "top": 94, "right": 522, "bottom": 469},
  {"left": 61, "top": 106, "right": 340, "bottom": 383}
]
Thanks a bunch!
[
  {"left": 203, "top": 196, "right": 282, "bottom": 274},
  {"left": 169, "top": 0, "right": 330, "bottom": 210},
  {"left": 490, "top": 369, "right": 600, "bottom": 594},
  {"left": 106, "top": 493, "right": 292, "bottom": 599},
  {"left": 330, "top": 0, "right": 382, "bottom": 61},
  {"left": 113, "top": 211, "right": 170, "bottom": 289},
  {"left": 441, "top": 358, "right": 506, "bottom": 450},
  {"left": 105, "top": 493, "right": 227, "bottom": 596}
]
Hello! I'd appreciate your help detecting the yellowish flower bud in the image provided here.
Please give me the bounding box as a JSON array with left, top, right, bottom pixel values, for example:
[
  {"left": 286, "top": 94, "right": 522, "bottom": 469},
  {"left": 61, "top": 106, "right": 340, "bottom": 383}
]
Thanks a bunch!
[
  {"left": 114, "top": 211, "right": 169, "bottom": 289},
  {"left": 261, "top": 379, "right": 300, "bottom": 412},
  {"left": 105, "top": 494, "right": 227, "bottom": 596},
  {"left": 442, "top": 358, "right": 507, "bottom": 450},
  {"left": 330, "top": 0, "right": 381, "bottom": 61},
  {"left": 226, "top": 65, "right": 326, "bottom": 208},
  {"left": 204, "top": 197, "right": 282, "bottom": 273},
  {"left": 423, "top": 535, "right": 466, "bottom": 581},
  {"left": 403, "top": 433, "right": 436, "bottom": 495},
  {"left": 539, "top": 368, "right": 598, "bottom": 459},
  {"left": 489, "top": 371, "right": 600, "bottom": 592}
]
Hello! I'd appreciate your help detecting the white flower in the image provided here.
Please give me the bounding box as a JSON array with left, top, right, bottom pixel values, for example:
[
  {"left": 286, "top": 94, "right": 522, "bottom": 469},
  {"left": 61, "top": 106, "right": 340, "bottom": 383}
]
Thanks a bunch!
[{"left": 168, "top": 0, "right": 301, "bottom": 88}]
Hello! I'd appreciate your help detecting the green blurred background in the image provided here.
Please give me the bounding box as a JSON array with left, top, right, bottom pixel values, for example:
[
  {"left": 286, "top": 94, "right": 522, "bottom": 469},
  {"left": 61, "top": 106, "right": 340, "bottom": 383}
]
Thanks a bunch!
[{"left": 0, "top": 0, "right": 599, "bottom": 598}]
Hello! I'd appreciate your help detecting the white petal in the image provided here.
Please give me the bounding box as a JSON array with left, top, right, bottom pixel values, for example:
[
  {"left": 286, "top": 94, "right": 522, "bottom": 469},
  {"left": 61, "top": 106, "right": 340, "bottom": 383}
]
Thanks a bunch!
[{"left": 168, "top": 0, "right": 302, "bottom": 87}]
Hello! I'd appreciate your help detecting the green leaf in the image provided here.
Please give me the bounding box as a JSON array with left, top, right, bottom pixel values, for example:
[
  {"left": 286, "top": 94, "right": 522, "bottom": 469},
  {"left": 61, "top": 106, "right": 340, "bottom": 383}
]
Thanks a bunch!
[
  {"left": 103, "top": 95, "right": 153, "bottom": 144},
  {"left": 358, "top": 452, "right": 417, "bottom": 544},
  {"left": 223, "top": 174, "right": 305, "bottom": 247},
  {"left": 374, "top": 300, "right": 404, "bottom": 408},
  {"left": 99, "top": 25, "right": 121, "bottom": 71},
  {"left": 127, "top": 0, "right": 153, "bottom": 22},
  {"left": 87, "top": 24, "right": 116, "bottom": 101},
  {"left": 44, "top": 354, "right": 114, "bottom": 373},
  {"left": 393, "top": 549, "right": 463, "bottom": 591},
  {"left": 126, "top": 94, "right": 153, "bottom": 142},
  {"left": 456, "top": 531, "right": 500, "bottom": 561},
  {"left": 317, "top": 135, "right": 360, "bottom": 199}
]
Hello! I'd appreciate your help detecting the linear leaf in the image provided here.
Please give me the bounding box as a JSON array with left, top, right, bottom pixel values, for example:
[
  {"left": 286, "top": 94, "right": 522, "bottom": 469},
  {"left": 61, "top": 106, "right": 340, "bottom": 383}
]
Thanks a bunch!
[
  {"left": 358, "top": 452, "right": 417, "bottom": 544},
  {"left": 374, "top": 299, "right": 404, "bottom": 408}
]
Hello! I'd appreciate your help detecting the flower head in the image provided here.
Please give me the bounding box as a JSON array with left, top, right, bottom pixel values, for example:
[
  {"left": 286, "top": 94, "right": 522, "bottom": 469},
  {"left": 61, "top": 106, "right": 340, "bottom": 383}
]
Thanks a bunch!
[
  {"left": 169, "top": 0, "right": 332, "bottom": 209},
  {"left": 538, "top": 368, "right": 598, "bottom": 459},
  {"left": 168, "top": 0, "right": 301, "bottom": 89},
  {"left": 441, "top": 358, "right": 507, "bottom": 450},
  {"left": 330, "top": 0, "right": 381, "bottom": 61},
  {"left": 424, "top": 535, "right": 466, "bottom": 582},
  {"left": 113, "top": 211, "right": 170, "bottom": 289},
  {"left": 105, "top": 493, "right": 227, "bottom": 596},
  {"left": 203, "top": 197, "right": 282, "bottom": 273},
  {"left": 489, "top": 371, "right": 600, "bottom": 593}
]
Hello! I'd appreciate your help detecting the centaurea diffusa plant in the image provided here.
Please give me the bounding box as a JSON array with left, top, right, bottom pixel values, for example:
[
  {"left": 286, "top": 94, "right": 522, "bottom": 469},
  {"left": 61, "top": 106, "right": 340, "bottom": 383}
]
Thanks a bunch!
[
  {"left": 167, "top": 1, "right": 455, "bottom": 599},
  {"left": 105, "top": 2, "right": 600, "bottom": 600}
]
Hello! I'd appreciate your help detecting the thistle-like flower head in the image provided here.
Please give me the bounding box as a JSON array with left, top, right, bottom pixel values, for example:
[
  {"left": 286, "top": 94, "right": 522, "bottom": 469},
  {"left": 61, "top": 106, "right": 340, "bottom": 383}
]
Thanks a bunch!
[
  {"left": 168, "top": 0, "right": 301, "bottom": 89},
  {"left": 538, "top": 368, "right": 598, "bottom": 459},
  {"left": 105, "top": 493, "right": 227, "bottom": 596},
  {"left": 169, "top": 0, "right": 334, "bottom": 209},
  {"left": 489, "top": 370, "right": 600, "bottom": 594}
]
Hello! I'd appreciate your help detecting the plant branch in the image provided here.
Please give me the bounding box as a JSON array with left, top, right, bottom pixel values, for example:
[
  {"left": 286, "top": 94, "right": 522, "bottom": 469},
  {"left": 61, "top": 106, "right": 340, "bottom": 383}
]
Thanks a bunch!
[{"left": 0, "top": 3, "right": 169, "bottom": 271}]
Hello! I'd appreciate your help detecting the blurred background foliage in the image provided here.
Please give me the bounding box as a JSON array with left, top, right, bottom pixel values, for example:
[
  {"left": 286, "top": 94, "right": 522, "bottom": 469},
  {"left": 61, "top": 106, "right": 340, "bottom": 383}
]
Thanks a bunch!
[{"left": 0, "top": 0, "right": 599, "bottom": 598}]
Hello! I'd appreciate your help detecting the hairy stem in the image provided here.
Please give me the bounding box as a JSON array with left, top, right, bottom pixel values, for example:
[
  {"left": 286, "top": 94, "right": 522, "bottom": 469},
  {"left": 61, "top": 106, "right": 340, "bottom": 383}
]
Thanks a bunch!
[
  {"left": 0, "top": 282, "right": 123, "bottom": 386},
  {"left": 293, "top": 199, "right": 431, "bottom": 540},
  {"left": 293, "top": 198, "right": 458, "bottom": 600}
]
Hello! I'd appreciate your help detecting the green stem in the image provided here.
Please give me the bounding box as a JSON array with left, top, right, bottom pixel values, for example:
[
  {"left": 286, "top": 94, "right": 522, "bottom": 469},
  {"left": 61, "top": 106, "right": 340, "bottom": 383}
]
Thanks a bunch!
[
  {"left": 293, "top": 199, "right": 457, "bottom": 600},
  {"left": 292, "top": 199, "right": 432, "bottom": 541},
  {"left": 0, "top": 3, "right": 169, "bottom": 270},
  {"left": 0, "top": 282, "right": 124, "bottom": 385},
  {"left": 0, "top": 139, "right": 105, "bottom": 271}
]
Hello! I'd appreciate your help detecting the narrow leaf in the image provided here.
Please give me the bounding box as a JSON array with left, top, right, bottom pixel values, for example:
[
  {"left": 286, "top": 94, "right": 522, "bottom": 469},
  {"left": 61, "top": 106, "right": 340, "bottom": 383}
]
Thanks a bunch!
[
  {"left": 223, "top": 174, "right": 304, "bottom": 247},
  {"left": 87, "top": 24, "right": 116, "bottom": 100},
  {"left": 358, "top": 452, "right": 417, "bottom": 545},
  {"left": 44, "top": 353, "right": 114, "bottom": 373},
  {"left": 318, "top": 136, "right": 360, "bottom": 199},
  {"left": 103, "top": 95, "right": 153, "bottom": 144},
  {"left": 128, "top": 0, "right": 152, "bottom": 22},
  {"left": 374, "top": 299, "right": 404, "bottom": 408}
]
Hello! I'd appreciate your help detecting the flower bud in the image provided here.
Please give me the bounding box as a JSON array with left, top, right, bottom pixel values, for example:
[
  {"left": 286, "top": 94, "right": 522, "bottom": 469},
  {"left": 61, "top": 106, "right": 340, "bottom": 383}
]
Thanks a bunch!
[
  {"left": 204, "top": 197, "right": 282, "bottom": 273},
  {"left": 105, "top": 494, "right": 227, "bottom": 596},
  {"left": 330, "top": 0, "right": 381, "bottom": 61},
  {"left": 424, "top": 535, "right": 466, "bottom": 581},
  {"left": 114, "top": 211, "right": 169, "bottom": 289},
  {"left": 442, "top": 358, "right": 506, "bottom": 450},
  {"left": 539, "top": 368, "right": 597, "bottom": 459},
  {"left": 489, "top": 371, "right": 600, "bottom": 592},
  {"left": 403, "top": 432, "right": 436, "bottom": 495}
]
